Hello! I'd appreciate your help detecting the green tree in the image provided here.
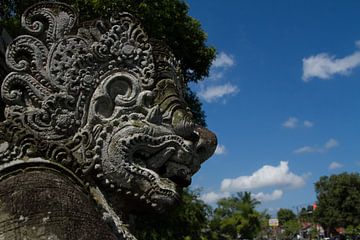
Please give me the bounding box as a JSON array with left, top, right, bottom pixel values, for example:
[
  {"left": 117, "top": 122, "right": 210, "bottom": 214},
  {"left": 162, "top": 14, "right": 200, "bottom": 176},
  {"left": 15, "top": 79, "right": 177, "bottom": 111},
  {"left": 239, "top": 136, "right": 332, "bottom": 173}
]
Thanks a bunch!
[
  {"left": 277, "top": 208, "right": 296, "bottom": 226},
  {"left": 345, "top": 225, "right": 360, "bottom": 238},
  {"left": 277, "top": 209, "right": 300, "bottom": 240},
  {"left": 257, "top": 210, "right": 271, "bottom": 240},
  {"left": 210, "top": 192, "right": 262, "bottom": 240},
  {"left": 314, "top": 172, "right": 360, "bottom": 235},
  {"left": 0, "top": 0, "right": 216, "bottom": 125},
  {"left": 132, "top": 188, "right": 211, "bottom": 240},
  {"left": 281, "top": 220, "right": 301, "bottom": 239}
]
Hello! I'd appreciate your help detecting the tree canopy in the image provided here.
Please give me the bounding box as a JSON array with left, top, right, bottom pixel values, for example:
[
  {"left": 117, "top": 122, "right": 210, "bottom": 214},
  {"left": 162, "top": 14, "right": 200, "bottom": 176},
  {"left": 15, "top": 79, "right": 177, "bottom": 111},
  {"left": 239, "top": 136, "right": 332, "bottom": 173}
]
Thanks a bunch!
[
  {"left": 277, "top": 208, "right": 297, "bottom": 226},
  {"left": 209, "top": 192, "right": 262, "bottom": 240},
  {"left": 314, "top": 172, "right": 360, "bottom": 234},
  {"left": 132, "top": 188, "right": 211, "bottom": 240},
  {"left": 277, "top": 209, "right": 300, "bottom": 239}
]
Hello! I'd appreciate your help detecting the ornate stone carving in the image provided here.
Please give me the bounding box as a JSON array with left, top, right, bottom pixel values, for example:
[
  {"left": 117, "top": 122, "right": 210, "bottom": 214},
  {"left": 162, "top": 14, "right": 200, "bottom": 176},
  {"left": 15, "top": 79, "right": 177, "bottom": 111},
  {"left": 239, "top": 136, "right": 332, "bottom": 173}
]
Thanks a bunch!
[{"left": 0, "top": 2, "right": 217, "bottom": 239}]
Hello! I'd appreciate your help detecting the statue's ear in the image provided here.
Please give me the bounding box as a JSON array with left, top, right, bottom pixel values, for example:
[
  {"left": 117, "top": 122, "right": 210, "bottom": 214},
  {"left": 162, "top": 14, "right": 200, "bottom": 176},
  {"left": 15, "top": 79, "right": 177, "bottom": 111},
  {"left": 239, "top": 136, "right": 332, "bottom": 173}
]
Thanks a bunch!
[{"left": 90, "top": 72, "right": 141, "bottom": 121}]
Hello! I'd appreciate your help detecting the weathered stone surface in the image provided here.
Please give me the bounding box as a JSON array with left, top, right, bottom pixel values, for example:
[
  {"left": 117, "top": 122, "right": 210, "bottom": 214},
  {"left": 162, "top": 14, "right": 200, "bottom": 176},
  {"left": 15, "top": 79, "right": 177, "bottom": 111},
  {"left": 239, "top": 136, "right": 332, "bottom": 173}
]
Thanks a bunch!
[
  {"left": 0, "top": 2, "right": 217, "bottom": 239},
  {"left": 0, "top": 161, "right": 119, "bottom": 239}
]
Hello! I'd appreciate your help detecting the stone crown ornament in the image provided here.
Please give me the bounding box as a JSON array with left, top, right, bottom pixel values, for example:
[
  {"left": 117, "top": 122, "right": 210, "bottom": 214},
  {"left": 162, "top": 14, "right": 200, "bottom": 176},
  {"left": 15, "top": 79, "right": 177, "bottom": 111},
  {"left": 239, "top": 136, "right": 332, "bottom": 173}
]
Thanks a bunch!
[{"left": 0, "top": 2, "right": 217, "bottom": 239}]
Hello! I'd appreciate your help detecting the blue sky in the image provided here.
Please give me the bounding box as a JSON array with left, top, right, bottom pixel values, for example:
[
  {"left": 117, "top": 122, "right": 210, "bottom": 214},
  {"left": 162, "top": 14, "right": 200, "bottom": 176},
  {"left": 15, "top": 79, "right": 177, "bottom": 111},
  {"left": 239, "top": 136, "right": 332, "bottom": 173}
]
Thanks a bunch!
[{"left": 186, "top": 0, "right": 360, "bottom": 215}]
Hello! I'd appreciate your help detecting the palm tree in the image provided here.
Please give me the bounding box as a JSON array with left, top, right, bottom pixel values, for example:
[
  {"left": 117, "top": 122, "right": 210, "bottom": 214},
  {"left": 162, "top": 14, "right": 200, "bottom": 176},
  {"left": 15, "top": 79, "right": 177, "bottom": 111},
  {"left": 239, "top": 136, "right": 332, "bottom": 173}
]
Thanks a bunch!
[{"left": 211, "top": 192, "right": 262, "bottom": 239}]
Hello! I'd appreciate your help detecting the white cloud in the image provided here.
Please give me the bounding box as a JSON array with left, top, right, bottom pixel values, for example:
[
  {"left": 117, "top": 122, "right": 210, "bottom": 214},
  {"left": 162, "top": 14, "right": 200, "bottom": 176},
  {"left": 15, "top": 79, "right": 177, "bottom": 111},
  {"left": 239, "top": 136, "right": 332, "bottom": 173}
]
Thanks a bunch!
[
  {"left": 324, "top": 138, "right": 339, "bottom": 149},
  {"left": 252, "top": 190, "right": 283, "bottom": 202},
  {"left": 302, "top": 41, "right": 360, "bottom": 81},
  {"left": 196, "top": 51, "right": 238, "bottom": 103},
  {"left": 198, "top": 83, "right": 239, "bottom": 103},
  {"left": 329, "top": 161, "right": 343, "bottom": 170},
  {"left": 201, "top": 190, "right": 283, "bottom": 204},
  {"left": 213, "top": 52, "right": 235, "bottom": 68},
  {"left": 200, "top": 191, "right": 230, "bottom": 204},
  {"left": 215, "top": 144, "right": 226, "bottom": 155},
  {"left": 356, "top": 40, "right": 360, "bottom": 48},
  {"left": 221, "top": 161, "right": 306, "bottom": 192},
  {"left": 282, "top": 117, "right": 299, "bottom": 128},
  {"left": 303, "top": 120, "right": 314, "bottom": 128},
  {"left": 282, "top": 117, "right": 314, "bottom": 129},
  {"left": 293, "top": 146, "right": 317, "bottom": 154},
  {"left": 294, "top": 138, "right": 339, "bottom": 154},
  {"left": 208, "top": 71, "right": 224, "bottom": 81}
]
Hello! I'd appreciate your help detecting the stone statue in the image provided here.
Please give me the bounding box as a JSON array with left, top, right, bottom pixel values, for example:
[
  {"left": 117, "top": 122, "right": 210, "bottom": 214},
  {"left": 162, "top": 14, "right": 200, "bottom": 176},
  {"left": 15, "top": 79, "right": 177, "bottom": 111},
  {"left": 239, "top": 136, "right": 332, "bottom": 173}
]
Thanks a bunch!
[{"left": 0, "top": 2, "right": 217, "bottom": 239}]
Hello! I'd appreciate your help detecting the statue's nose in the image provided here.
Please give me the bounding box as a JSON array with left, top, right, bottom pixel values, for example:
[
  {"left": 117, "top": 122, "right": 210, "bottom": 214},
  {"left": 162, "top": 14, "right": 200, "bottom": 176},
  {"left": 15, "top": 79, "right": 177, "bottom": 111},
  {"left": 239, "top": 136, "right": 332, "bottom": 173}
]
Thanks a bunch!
[
  {"left": 193, "top": 126, "right": 217, "bottom": 163},
  {"left": 171, "top": 109, "right": 217, "bottom": 163}
]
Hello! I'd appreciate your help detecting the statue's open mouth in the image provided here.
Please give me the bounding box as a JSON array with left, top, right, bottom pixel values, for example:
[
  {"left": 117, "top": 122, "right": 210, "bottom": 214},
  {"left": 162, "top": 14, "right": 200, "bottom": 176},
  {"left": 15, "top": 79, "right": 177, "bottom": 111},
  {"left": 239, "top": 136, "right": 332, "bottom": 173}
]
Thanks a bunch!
[
  {"left": 134, "top": 147, "right": 192, "bottom": 187},
  {"left": 126, "top": 134, "right": 195, "bottom": 188}
]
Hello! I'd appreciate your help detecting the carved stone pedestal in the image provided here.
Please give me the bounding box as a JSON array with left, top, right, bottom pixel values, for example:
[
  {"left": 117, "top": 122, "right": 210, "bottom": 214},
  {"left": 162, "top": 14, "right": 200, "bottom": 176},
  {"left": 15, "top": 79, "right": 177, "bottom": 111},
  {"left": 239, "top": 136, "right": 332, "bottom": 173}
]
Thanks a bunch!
[{"left": 0, "top": 162, "right": 119, "bottom": 239}]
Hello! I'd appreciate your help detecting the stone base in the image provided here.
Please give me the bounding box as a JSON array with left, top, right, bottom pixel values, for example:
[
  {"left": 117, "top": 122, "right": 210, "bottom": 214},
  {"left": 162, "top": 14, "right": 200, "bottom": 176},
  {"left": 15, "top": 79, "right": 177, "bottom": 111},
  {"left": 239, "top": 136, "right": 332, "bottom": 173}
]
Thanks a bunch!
[{"left": 0, "top": 164, "right": 119, "bottom": 240}]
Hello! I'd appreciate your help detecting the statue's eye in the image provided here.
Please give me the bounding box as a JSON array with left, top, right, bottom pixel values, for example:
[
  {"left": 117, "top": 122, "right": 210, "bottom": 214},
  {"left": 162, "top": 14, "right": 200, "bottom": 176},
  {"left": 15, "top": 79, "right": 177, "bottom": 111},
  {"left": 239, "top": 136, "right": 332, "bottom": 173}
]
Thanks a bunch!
[{"left": 93, "top": 72, "right": 140, "bottom": 119}]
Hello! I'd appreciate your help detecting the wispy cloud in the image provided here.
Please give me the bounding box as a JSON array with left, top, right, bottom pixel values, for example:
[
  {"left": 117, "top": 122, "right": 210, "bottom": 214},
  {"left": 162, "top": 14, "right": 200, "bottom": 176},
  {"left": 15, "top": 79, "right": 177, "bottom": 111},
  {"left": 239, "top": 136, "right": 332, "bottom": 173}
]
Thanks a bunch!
[
  {"left": 324, "top": 138, "right": 339, "bottom": 149},
  {"left": 221, "top": 161, "right": 306, "bottom": 192},
  {"left": 200, "top": 189, "right": 283, "bottom": 204},
  {"left": 282, "top": 117, "right": 299, "bottom": 128},
  {"left": 196, "top": 51, "right": 239, "bottom": 103},
  {"left": 200, "top": 162, "right": 308, "bottom": 205},
  {"left": 302, "top": 40, "right": 360, "bottom": 81},
  {"left": 213, "top": 52, "right": 235, "bottom": 68},
  {"left": 329, "top": 161, "right": 343, "bottom": 170},
  {"left": 198, "top": 83, "right": 239, "bottom": 103},
  {"left": 200, "top": 191, "right": 230, "bottom": 204},
  {"left": 303, "top": 120, "right": 314, "bottom": 128},
  {"left": 294, "top": 146, "right": 317, "bottom": 154},
  {"left": 208, "top": 52, "right": 235, "bottom": 81},
  {"left": 282, "top": 117, "right": 314, "bottom": 129},
  {"left": 252, "top": 190, "right": 283, "bottom": 202},
  {"left": 294, "top": 138, "right": 339, "bottom": 154},
  {"left": 215, "top": 144, "right": 227, "bottom": 155}
]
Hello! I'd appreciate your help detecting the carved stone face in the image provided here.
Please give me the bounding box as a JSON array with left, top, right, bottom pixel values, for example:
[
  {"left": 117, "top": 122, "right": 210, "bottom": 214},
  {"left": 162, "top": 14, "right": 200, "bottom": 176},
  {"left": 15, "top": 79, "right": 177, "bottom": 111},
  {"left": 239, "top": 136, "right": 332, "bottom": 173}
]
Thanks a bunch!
[
  {"left": 0, "top": 2, "right": 217, "bottom": 213},
  {"left": 86, "top": 72, "right": 217, "bottom": 212}
]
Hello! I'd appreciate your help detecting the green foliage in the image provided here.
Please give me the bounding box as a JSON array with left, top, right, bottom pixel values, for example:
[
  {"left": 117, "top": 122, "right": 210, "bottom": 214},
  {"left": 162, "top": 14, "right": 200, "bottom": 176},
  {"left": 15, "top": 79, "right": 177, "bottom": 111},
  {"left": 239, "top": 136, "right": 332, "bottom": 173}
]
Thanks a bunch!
[
  {"left": 345, "top": 225, "right": 360, "bottom": 237},
  {"left": 257, "top": 211, "right": 271, "bottom": 240},
  {"left": 132, "top": 188, "right": 211, "bottom": 240},
  {"left": 281, "top": 219, "right": 301, "bottom": 239},
  {"left": 277, "top": 208, "right": 296, "bottom": 226},
  {"left": 210, "top": 192, "right": 262, "bottom": 240},
  {"left": 314, "top": 172, "right": 360, "bottom": 233}
]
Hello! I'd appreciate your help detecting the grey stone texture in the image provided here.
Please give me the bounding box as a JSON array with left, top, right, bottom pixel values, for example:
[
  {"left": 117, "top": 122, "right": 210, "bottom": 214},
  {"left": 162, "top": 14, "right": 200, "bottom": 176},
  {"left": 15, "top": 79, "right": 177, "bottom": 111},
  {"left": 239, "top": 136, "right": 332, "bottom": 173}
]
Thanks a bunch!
[{"left": 0, "top": 2, "right": 217, "bottom": 239}]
